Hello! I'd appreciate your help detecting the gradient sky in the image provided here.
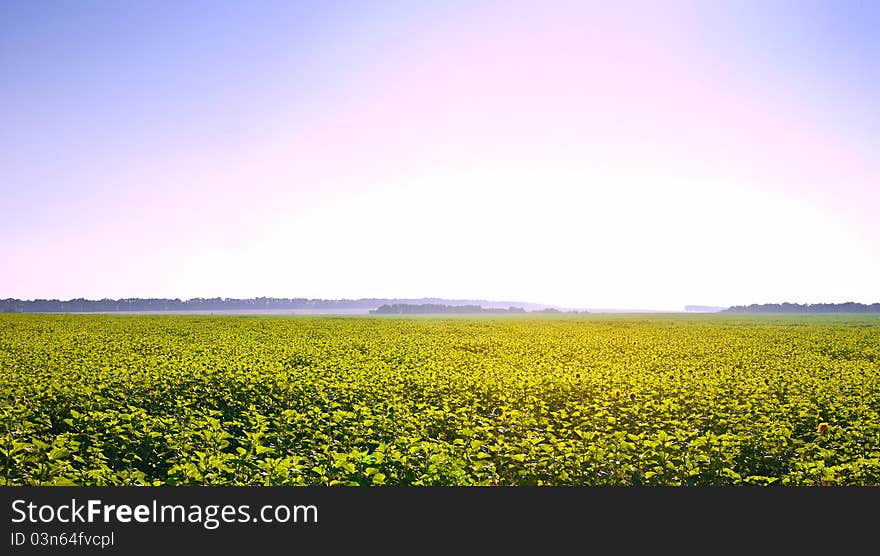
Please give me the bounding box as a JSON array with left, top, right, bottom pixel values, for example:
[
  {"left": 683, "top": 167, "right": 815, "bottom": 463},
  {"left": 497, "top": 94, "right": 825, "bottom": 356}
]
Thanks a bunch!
[{"left": 2, "top": 1, "right": 878, "bottom": 310}]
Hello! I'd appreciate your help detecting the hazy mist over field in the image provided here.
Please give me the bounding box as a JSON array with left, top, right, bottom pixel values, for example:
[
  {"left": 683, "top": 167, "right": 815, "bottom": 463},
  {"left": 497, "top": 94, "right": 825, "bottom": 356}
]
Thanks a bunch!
[{"left": 2, "top": 1, "right": 878, "bottom": 310}]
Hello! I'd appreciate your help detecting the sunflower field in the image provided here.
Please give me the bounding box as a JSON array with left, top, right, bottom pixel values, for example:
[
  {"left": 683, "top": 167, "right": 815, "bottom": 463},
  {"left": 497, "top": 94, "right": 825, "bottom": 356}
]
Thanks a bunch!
[{"left": 2, "top": 313, "right": 879, "bottom": 485}]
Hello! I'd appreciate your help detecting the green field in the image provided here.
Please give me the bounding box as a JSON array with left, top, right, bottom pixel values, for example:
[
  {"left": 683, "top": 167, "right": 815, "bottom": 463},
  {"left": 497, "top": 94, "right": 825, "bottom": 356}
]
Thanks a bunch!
[{"left": 2, "top": 313, "right": 879, "bottom": 485}]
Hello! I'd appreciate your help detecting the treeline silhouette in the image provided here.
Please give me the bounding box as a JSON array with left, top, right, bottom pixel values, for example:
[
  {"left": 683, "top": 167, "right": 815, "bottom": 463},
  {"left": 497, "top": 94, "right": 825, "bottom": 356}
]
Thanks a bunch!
[
  {"left": 725, "top": 302, "right": 880, "bottom": 313},
  {"left": 0, "top": 297, "right": 543, "bottom": 313},
  {"left": 370, "top": 304, "right": 526, "bottom": 314}
]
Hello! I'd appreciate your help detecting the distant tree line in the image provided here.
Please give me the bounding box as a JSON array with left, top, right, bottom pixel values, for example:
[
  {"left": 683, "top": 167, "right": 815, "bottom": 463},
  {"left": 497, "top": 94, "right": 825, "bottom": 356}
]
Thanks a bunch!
[
  {"left": 724, "top": 302, "right": 880, "bottom": 313},
  {"left": 0, "top": 297, "right": 377, "bottom": 313},
  {"left": 0, "top": 297, "right": 545, "bottom": 313},
  {"left": 369, "top": 304, "right": 527, "bottom": 315}
]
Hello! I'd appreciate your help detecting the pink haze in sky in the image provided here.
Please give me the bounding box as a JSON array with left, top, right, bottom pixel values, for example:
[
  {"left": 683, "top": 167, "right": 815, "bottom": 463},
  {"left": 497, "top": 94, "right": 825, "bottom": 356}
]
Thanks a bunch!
[{"left": 2, "top": 1, "right": 878, "bottom": 309}]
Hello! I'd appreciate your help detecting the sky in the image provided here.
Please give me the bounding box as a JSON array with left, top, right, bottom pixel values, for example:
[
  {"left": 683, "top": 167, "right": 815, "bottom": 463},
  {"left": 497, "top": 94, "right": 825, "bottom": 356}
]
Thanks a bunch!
[{"left": 1, "top": 0, "right": 878, "bottom": 310}]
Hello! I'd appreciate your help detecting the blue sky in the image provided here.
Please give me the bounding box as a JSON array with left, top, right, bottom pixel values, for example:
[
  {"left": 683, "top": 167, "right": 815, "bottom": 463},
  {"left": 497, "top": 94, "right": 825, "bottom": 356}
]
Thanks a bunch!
[{"left": 2, "top": 1, "right": 878, "bottom": 309}]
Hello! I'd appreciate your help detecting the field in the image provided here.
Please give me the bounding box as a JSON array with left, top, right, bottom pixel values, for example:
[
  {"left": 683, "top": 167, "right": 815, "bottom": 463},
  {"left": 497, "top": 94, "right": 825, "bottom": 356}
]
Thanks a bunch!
[{"left": 2, "top": 313, "right": 879, "bottom": 486}]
